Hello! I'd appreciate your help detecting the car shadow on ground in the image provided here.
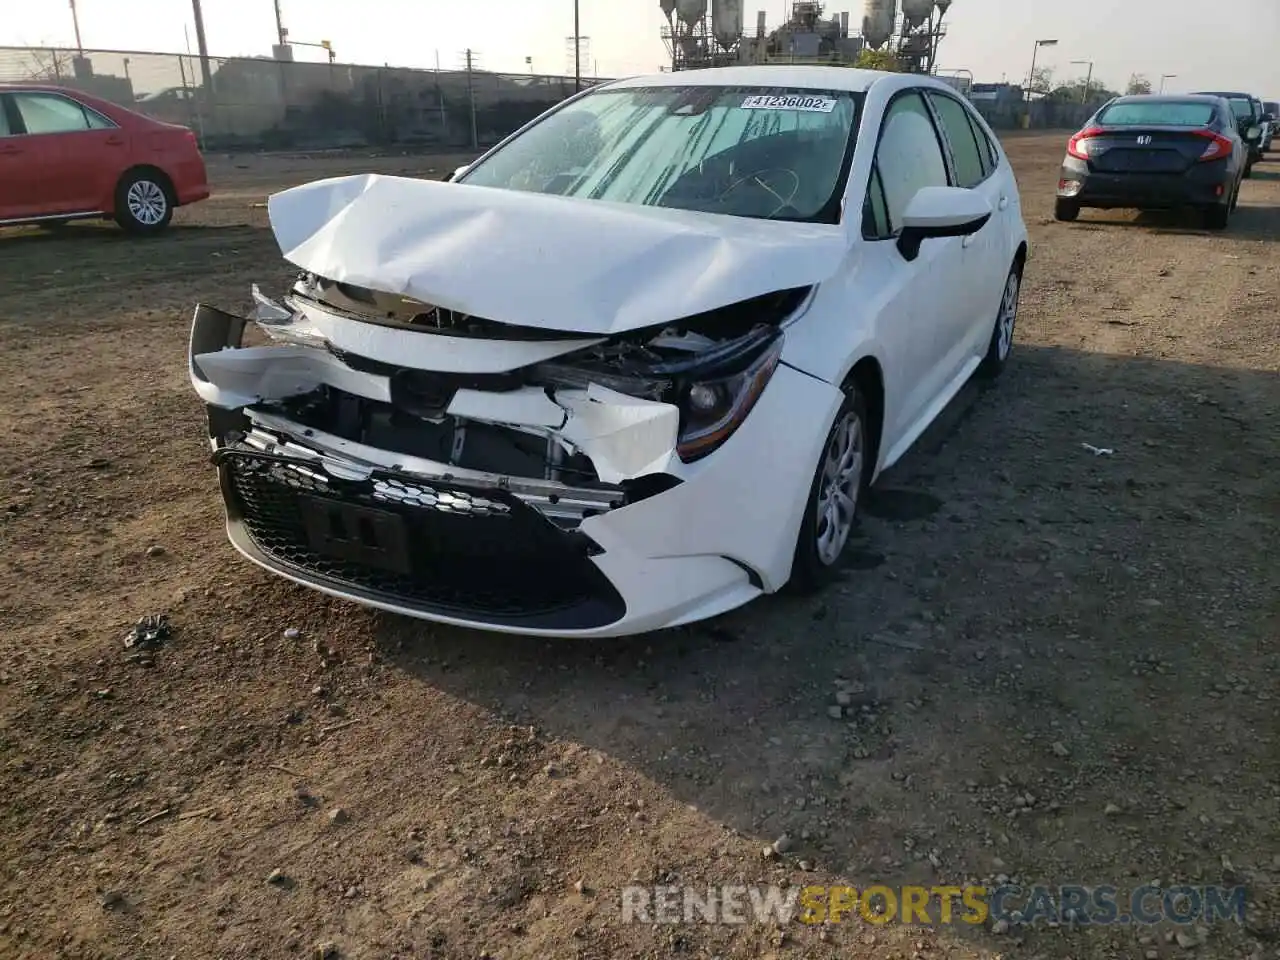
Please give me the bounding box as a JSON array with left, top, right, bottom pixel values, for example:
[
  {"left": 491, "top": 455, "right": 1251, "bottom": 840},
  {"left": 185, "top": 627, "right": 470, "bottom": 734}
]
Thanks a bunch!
[
  {"left": 368, "top": 343, "right": 1279, "bottom": 948},
  {"left": 0, "top": 223, "right": 262, "bottom": 247},
  {"left": 1067, "top": 205, "right": 1279, "bottom": 240}
]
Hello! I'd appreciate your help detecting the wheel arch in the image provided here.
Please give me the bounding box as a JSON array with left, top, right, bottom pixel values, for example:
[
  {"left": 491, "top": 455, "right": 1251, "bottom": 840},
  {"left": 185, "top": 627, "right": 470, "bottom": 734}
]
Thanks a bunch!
[
  {"left": 114, "top": 164, "right": 177, "bottom": 212},
  {"left": 1013, "top": 240, "right": 1028, "bottom": 273},
  {"left": 844, "top": 355, "right": 885, "bottom": 482}
]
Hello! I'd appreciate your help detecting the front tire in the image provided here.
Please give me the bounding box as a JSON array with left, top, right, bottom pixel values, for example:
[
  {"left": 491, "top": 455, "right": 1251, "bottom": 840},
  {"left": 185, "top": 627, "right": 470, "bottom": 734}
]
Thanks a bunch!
[
  {"left": 114, "top": 171, "right": 173, "bottom": 235},
  {"left": 789, "top": 389, "right": 869, "bottom": 593},
  {"left": 1243, "top": 163, "right": 1253, "bottom": 180},
  {"left": 977, "top": 263, "right": 1022, "bottom": 380},
  {"left": 1053, "top": 198, "right": 1080, "bottom": 222}
]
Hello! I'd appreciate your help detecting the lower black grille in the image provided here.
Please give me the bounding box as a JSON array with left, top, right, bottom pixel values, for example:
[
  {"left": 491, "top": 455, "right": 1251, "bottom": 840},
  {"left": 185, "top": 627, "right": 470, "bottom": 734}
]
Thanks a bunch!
[{"left": 216, "top": 448, "right": 626, "bottom": 630}]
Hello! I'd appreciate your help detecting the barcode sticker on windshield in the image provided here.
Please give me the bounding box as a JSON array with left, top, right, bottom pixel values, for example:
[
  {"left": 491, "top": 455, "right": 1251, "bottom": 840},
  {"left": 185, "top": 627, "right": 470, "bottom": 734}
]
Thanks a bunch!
[{"left": 741, "top": 94, "right": 838, "bottom": 113}]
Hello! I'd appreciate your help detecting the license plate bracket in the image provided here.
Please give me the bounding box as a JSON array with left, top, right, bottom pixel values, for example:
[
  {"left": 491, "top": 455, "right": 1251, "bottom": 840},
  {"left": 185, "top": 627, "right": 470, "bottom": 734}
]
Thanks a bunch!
[{"left": 301, "top": 496, "right": 412, "bottom": 575}]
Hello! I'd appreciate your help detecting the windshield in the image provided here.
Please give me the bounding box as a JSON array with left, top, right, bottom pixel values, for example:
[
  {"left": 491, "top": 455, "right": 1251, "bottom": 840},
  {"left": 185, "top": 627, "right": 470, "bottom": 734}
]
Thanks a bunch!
[
  {"left": 1099, "top": 101, "right": 1214, "bottom": 126},
  {"left": 458, "top": 85, "right": 862, "bottom": 223}
]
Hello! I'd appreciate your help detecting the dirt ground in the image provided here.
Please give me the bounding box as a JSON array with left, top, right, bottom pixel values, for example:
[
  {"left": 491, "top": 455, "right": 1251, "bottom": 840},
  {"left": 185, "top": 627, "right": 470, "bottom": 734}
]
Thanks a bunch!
[{"left": 1, "top": 134, "right": 1277, "bottom": 960}]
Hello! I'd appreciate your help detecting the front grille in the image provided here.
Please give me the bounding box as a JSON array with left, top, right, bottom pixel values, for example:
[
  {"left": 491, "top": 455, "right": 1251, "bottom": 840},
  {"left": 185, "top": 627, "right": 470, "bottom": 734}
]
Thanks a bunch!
[{"left": 216, "top": 448, "right": 626, "bottom": 630}]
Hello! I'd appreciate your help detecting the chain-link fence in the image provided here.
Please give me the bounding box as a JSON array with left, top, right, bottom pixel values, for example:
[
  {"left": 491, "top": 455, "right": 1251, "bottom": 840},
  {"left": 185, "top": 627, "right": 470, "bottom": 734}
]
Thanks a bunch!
[{"left": 0, "top": 46, "right": 611, "bottom": 152}]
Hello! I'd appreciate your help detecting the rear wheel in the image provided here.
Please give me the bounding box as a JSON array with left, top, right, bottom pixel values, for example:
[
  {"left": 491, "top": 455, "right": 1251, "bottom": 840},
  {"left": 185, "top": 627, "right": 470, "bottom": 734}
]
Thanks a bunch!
[
  {"left": 789, "top": 389, "right": 869, "bottom": 593},
  {"left": 114, "top": 170, "right": 173, "bottom": 235},
  {"left": 1053, "top": 198, "right": 1079, "bottom": 222}
]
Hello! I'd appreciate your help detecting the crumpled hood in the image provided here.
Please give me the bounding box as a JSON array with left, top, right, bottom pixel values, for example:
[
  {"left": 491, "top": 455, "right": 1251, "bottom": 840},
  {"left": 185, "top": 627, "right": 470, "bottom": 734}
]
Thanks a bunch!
[{"left": 267, "top": 173, "right": 849, "bottom": 336}]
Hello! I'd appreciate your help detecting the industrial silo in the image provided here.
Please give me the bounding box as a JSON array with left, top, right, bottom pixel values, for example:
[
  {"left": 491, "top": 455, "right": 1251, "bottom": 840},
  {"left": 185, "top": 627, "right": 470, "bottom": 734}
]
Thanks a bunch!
[
  {"left": 902, "top": 0, "right": 933, "bottom": 27},
  {"left": 675, "top": 0, "right": 708, "bottom": 27},
  {"left": 659, "top": 0, "right": 677, "bottom": 18},
  {"left": 711, "top": 0, "right": 744, "bottom": 48},
  {"left": 861, "top": 0, "right": 896, "bottom": 49}
]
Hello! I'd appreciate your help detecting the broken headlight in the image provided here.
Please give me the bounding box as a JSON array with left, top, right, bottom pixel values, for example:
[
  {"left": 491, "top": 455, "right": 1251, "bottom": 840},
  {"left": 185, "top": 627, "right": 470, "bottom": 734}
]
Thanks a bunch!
[
  {"left": 251, "top": 285, "right": 328, "bottom": 348},
  {"left": 668, "top": 327, "right": 783, "bottom": 463}
]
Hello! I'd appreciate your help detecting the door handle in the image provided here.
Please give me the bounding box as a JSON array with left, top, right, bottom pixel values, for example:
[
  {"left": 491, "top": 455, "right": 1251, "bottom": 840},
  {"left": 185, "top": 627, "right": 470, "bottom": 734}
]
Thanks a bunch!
[
  {"left": 962, "top": 235, "right": 976, "bottom": 248},
  {"left": 998, "top": 196, "right": 1010, "bottom": 211},
  {"left": 105, "top": 134, "right": 125, "bottom": 146},
  {"left": 0, "top": 144, "right": 20, "bottom": 155}
]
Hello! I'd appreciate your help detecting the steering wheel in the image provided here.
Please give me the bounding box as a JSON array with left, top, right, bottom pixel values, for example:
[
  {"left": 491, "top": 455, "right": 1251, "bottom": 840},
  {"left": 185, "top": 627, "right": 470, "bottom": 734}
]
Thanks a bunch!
[{"left": 715, "top": 167, "right": 802, "bottom": 218}]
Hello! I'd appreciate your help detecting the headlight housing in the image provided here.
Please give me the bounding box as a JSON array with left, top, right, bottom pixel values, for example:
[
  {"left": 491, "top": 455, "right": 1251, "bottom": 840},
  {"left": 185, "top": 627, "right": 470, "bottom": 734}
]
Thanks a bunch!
[{"left": 669, "top": 330, "right": 783, "bottom": 462}]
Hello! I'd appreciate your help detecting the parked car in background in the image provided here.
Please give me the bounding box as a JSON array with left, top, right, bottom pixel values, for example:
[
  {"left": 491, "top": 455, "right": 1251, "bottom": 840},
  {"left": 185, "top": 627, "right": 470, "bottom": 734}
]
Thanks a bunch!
[
  {"left": 189, "top": 67, "right": 1029, "bottom": 638},
  {"left": 1261, "top": 100, "right": 1277, "bottom": 152},
  {"left": 0, "top": 84, "right": 209, "bottom": 233},
  {"left": 1191, "top": 90, "right": 1265, "bottom": 174},
  {"left": 1055, "top": 94, "right": 1246, "bottom": 229}
]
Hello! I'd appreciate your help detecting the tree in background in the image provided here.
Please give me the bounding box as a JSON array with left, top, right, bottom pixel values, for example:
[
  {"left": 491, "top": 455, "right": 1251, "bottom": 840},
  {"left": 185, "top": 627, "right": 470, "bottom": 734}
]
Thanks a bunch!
[
  {"left": 1045, "top": 76, "right": 1118, "bottom": 105},
  {"left": 1027, "top": 66, "right": 1055, "bottom": 98},
  {"left": 1126, "top": 73, "right": 1153, "bottom": 95},
  {"left": 855, "top": 48, "right": 903, "bottom": 72}
]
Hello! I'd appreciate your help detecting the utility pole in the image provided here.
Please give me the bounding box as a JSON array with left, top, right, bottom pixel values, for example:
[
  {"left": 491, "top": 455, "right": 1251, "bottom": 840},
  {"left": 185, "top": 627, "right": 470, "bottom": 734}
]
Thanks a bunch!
[
  {"left": 573, "top": 0, "right": 581, "bottom": 92},
  {"left": 69, "top": 0, "right": 84, "bottom": 54},
  {"left": 273, "top": 0, "right": 287, "bottom": 46},
  {"left": 190, "top": 0, "right": 215, "bottom": 96},
  {"left": 463, "top": 48, "right": 479, "bottom": 151},
  {"left": 1071, "top": 59, "right": 1093, "bottom": 105}
]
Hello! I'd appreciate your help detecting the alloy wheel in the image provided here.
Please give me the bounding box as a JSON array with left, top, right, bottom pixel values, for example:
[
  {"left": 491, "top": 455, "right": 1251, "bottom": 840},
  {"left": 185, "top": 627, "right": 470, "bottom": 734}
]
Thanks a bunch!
[
  {"left": 815, "top": 410, "right": 864, "bottom": 566},
  {"left": 997, "top": 271, "right": 1020, "bottom": 361},
  {"left": 126, "top": 180, "right": 168, "bottom": 226}
]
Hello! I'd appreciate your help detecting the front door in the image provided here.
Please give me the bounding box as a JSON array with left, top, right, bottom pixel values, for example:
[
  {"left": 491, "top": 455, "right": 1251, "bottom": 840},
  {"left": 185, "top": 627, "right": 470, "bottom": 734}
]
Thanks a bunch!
[{"left": 857, "top": 89, "right": 972, "bottom": 443}]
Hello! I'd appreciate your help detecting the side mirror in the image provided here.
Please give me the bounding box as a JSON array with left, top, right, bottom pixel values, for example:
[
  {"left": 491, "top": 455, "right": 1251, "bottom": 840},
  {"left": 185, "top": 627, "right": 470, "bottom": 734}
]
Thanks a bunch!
[
  {"left": 444, "top": 164, "right": 470, "bottom": 183},
  {"left": 1263, "top": 113, "right": 1275, "bottom": 123},
  {"left": 1245, "top": 126, "right": 1261, "bottom": 141},
  {"left": 896, "top": 186, "right": 993, "bottom": 262}
]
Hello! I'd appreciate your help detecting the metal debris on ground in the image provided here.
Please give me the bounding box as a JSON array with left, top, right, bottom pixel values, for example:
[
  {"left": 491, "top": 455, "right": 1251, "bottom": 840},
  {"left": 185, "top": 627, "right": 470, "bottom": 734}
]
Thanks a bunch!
[
  {"left": 124, "top": 614, "right": 172, "bottom": 651},
  {"left": 1081, "top": 443, "right": 1115, "bottom": 456}
]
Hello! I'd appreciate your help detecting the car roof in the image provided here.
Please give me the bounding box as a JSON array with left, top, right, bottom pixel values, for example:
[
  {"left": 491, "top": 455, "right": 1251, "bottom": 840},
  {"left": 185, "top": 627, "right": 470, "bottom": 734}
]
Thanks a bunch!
[
  {"left": 1108, "top": 94, "right": 1223, "bottom": 104},
  {"left": 602, "top": 65, "right": 940, "bottom": 95},
  {"left": 1192, "top": 90, "right": 1254, "bottom": 98}
]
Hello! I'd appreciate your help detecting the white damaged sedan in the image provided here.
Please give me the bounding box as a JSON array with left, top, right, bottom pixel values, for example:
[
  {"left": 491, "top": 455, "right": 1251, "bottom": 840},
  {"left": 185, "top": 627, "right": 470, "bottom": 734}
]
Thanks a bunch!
[{"left": 189, "top": 66, "right": 1027, "bottom": 637}]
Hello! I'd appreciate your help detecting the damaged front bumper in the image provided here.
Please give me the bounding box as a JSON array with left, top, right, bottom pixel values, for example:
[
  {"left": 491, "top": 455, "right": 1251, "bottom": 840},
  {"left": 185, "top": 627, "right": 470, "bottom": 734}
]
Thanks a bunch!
[{"left": 189, "top": 290, "right": 842, "bottom": 637}]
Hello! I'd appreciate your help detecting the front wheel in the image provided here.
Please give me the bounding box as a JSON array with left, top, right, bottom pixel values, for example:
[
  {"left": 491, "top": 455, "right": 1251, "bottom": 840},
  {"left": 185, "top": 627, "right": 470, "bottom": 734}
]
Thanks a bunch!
[
  {"left": 789, "top": 389, "right": 869, "bottom": 593},
  {"left": 977, "top": 264, "right": 1022, "bottom": 380},
  {"left": 1243, "top": 163, "right": 1254, "bottom": 180},
  {"left": 114, "top": 171, "right": 173, "bottom": 235}
]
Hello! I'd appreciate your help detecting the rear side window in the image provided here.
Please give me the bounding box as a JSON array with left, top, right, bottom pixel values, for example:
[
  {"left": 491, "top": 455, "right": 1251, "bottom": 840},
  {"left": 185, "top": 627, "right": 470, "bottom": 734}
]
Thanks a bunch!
[
  {"left": 10, "top": 92, "right": 113, "bottom": 134},
  {"left": 1098, "top": 101, "right": 1214, "bottom": 126},
  {"left": 927, "top": 92, "right": 987, "bottom": 188},
  {"left": 0, "top": 101, "right": 11, "bottom": 137}
]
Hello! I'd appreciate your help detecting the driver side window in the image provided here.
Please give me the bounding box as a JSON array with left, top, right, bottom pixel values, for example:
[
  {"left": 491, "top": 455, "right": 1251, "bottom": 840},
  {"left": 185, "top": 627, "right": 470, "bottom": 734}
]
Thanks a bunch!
[{"left": 862, "top": 90, "right": 950, "bottom": 240}]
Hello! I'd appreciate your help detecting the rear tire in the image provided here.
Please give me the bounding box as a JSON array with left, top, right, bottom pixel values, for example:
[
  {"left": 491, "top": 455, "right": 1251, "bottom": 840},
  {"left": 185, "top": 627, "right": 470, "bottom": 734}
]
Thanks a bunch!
[
  {"left": 114, "top": 170, "right": 173, "bottom": 235},
  {"left": 1053, "top": 199, "right": 1079, "bottom": 222},
  {"left": 789, "top": 388, "right": 870, "bottom": 594},
  {"left": 978, "top": 262, "right": 1022, "bottom": 380},
  {"left": 1203, "top": 204, "right": 1230, "bottom": 231}
]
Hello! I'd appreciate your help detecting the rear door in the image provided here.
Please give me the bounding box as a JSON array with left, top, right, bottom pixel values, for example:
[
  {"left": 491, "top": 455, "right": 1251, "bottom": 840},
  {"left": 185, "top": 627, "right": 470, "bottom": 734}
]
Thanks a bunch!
[
  {"left": 924, "top": 89, "right": 1008, "bottom": 360},
  {"left": 7, "top": 91, "right": 126, "bottom": 215}
]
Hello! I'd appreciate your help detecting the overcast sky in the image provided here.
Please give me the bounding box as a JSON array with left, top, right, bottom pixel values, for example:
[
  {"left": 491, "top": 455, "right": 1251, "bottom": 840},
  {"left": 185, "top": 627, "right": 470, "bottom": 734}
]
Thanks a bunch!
[{"left": 3, "top": 0, "right": 1277, "bottom": 96}]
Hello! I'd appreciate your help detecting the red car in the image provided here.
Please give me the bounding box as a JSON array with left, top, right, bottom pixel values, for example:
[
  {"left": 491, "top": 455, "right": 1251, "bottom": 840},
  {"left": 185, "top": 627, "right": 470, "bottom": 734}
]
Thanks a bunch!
[{"left": 0, "top": 84, "right": 209, "bottom": 234}]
